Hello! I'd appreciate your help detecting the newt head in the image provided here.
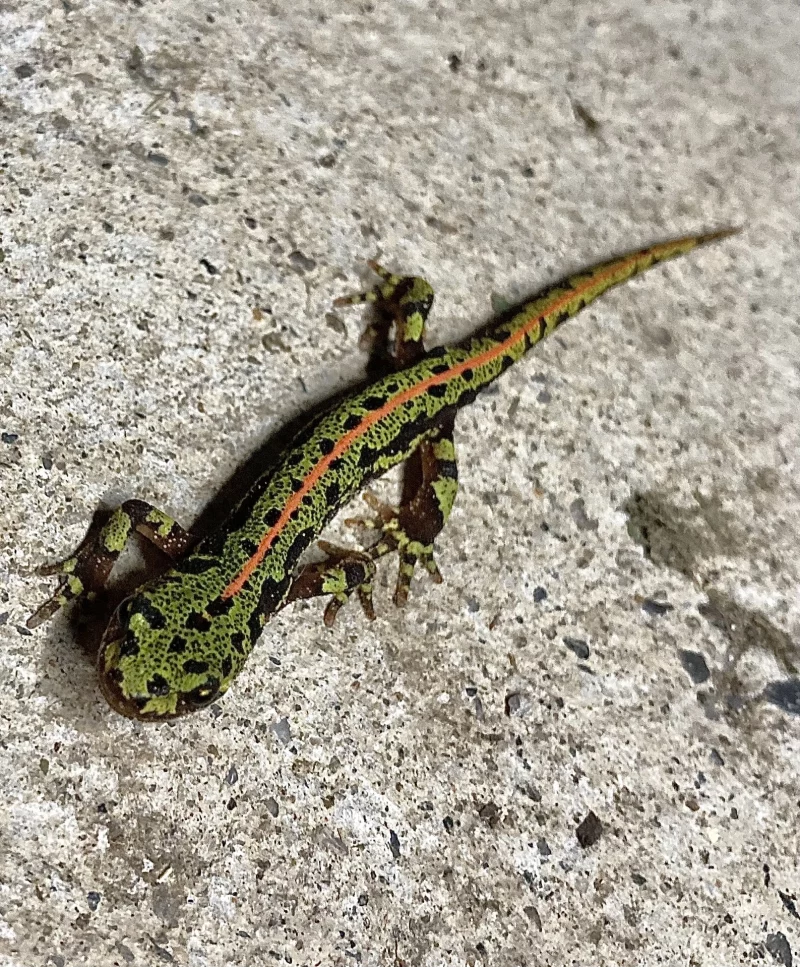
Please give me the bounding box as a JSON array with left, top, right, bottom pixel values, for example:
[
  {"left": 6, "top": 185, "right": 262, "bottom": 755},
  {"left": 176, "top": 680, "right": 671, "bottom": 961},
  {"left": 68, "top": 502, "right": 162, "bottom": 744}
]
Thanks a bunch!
[{"left": 96, "top": 588, "right": 233, "bottom": 720}]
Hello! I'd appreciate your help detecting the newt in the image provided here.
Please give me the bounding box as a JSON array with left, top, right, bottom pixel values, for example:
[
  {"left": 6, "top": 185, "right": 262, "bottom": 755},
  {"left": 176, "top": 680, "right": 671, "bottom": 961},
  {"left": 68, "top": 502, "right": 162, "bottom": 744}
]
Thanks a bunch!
[{"left": 28, "top": 229, "right": 737, "bottom": 719}]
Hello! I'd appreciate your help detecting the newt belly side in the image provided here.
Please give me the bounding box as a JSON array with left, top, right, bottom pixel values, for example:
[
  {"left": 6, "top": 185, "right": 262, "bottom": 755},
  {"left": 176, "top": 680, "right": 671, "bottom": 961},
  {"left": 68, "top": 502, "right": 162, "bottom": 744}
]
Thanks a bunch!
[{"left": 29, "top": 229, "right": 738, "bottom": 718}]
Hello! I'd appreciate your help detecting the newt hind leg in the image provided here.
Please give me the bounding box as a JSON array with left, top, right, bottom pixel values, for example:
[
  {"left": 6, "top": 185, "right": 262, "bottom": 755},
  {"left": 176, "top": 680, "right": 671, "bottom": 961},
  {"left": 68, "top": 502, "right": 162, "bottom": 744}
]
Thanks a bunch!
[
  {"left": 348, "top": 416, "right": 459, "bottom": 606},
  {"left": 337, "top": 261, "right": 460, "bottom": 608},
  {"left": 28, "top": 499, "right": 193, "bottom": 629}
]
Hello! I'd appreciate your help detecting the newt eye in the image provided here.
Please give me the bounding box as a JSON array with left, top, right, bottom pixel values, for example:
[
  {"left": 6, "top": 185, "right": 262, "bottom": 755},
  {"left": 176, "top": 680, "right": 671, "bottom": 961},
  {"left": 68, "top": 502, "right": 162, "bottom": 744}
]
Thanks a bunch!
[
  {"left": 184, "top": 678, "right": 221, "bottom": 709},
  {"left": 116, "top": 596, "right": 134, "bottom": 625},
  {"left": 104, "top": 595, "right": 134, "bottom": 642}
]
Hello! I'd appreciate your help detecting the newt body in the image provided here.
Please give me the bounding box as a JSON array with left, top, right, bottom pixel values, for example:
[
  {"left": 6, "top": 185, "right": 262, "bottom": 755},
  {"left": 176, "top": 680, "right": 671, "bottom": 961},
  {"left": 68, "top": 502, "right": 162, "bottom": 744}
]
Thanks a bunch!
[{"left": 29, "top": 230, "right": 736, "bottom": 718}]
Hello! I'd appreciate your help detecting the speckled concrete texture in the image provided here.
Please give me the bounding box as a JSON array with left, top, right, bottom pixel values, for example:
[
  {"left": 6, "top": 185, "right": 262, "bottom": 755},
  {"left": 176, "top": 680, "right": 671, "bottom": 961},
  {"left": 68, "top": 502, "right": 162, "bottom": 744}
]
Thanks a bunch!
[{"left": 1, "top": 1, "right": 799, "bottom": 965}]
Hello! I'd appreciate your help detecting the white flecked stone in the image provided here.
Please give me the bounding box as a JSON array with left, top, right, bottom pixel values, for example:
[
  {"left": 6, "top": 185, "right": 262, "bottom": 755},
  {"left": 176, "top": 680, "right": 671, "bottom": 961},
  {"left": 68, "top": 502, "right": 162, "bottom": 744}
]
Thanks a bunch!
[{"left": 1, "top": 1, "right": 798, "bottom": 965}]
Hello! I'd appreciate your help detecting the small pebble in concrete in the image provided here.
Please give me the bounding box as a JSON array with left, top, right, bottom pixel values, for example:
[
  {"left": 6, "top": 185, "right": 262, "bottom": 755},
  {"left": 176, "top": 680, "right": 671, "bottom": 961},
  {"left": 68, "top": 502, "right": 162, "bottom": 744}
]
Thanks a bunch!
[
  {"left": 642, "top": 597, "right": 674, "bottom": 616},
  {"left": 778, "top": 891, "right": 799, "bottom": 920},
  {"left": 563, "top": 637, "right": 590, "bottom": 660},
  {"left": 764, "top": 679, "right": 800, "bottom": 715},
  {"left": 765, "top": 932, "right": 792, "bottom": 967},
  {"left": 576, "top": 811, "right": 603, "bottom": 848},
  {"left": 679, "top": 649, "right": 711, "bottom": 684},
  {"left": 524, "top": 905, "right": 542, "bottom": 930},
  {"left": 505, "top": 692, "right": 522, "bottom": 715}
]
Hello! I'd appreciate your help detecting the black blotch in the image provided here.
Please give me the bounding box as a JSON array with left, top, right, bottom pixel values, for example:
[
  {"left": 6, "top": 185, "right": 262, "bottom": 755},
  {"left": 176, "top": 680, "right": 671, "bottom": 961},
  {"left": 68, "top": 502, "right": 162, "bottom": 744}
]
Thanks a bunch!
[
  {"left": 362, "top": 395, "right": 385, "bottom": 411},
  {"left": 248, "top": 610, "right": 265, "bottom": 644},
  {"left": 395, "top": 414, "right": 429, "bottom": 451},
  {"left": 319, "top": 438, "right": 335, "bottom": 455},
  {"left": 285, "top": 452, "right": 303, "bottom": 467},
  {"left": 119, "top": 634, "right": 140, "bottom": 658},
  {"left": 500, "top": 354, "right": 514, "bottom": 371},
  {"left": 289, "top": 507, "right": 301, "bottom": 521},
  {"left": 264, "top": 507, "right": 281, "bottom": 528},
  {"left": 427, "top": 346, "right": 448, "bottom": 360},
  {"left": 258, "top": 575, "right": 289, "bottom": 616},
  {"left": 358, "top": 445, "right": 378, "bottom": 468},
  {"left": 381, "top": 425, "right": 423, "bottom": 463},
  {"left": 325, "top": 481, "right": 341, "bottom": 504},
  {"left": 231, "top": 631, "right": 246, "bottom": 655},
  {"left": 176, "top": 555, "right": 217, "bottom": 575},
  {"left": 240, "top": 538, "right": 259, "bottom": 556},
  {"left": 286, "top": 528, "right": 315, "bottom": 569},
  {"left": 147, "top": 674, "right": 171, "bottom": 697},
  {"left": 206, "top": 596, "right": 234, "bottom": 617},
  {"left": 107, "top": 668, "right": 124, "bottom": 684},
  {"left": 185, "top": 611, "right": 212, "bottom": 632},
  {"left": 131, "top": 597, "right": 167, "bottom": 630},
  {"left": 183, "top": 658, "right": 209, "bottom": 675},
  {"left": 343, "top": 560, "right": 369, "bottom": 584},
  {"left": 199, "top": 529, "right": 228, "bottom": 558},
  {"left": 393, "top": 277, "right": 414, "bottom": 298},
  {"left": 460, "top": 387, "right": 479, "bottom": 406},
  {"left": 329, "top": 457, "right": 344, "bottom": 474},
  {"left": 221, "top": 656, "right": 233, "bottom": 677},
  {"left": 438, "top": 460, "right": 458, "bottom": 480},
  {"left": 430, "top": 363, "right": 450, "bottom": 375},
  {"left": 462, "top": 368, "right": 474, "bottom": 381},
  {"left": 428, "top": 384, "right": 448, "bottom": 398},
  {"left": 168, "top": 635, "right": 188, "bottom": 654},
  {"left": 343, "top": 413, "right": 362, "bottom": 431}
]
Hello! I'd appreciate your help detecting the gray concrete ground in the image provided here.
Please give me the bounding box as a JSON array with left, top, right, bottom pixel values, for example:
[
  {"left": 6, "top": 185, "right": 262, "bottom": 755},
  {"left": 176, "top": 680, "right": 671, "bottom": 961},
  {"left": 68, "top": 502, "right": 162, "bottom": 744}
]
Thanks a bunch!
[{"left": 1, "top": 1, "right": 799, "bottom": 965}]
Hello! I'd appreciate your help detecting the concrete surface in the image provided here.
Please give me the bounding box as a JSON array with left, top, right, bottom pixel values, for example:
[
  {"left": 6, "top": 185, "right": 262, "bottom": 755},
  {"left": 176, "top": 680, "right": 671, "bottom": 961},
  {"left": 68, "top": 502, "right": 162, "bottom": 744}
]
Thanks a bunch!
[{"left": 1, "top": 1, "right": 799, "bottom": 965}]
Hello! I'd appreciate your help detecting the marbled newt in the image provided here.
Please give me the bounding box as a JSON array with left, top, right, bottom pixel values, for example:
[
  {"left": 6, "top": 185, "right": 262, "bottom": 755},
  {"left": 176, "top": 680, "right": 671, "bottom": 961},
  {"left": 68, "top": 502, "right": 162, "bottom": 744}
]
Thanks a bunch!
[{"left": 29, "top": 229, "right": 737, "bottom": 719}]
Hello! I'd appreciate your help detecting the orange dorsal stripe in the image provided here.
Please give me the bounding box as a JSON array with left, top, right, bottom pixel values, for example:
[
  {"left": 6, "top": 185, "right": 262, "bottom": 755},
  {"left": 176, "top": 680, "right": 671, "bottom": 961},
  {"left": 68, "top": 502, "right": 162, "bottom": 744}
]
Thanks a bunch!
[{"left": 221, "top": 243, "right": 675, "bottom": 599}]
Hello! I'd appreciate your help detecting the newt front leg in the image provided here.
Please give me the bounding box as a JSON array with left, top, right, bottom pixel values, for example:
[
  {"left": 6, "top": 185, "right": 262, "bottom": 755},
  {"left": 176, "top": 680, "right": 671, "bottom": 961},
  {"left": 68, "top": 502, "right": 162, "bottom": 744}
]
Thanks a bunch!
[{"left": 28, "top": 499, "right": 193, "bottom": 629}]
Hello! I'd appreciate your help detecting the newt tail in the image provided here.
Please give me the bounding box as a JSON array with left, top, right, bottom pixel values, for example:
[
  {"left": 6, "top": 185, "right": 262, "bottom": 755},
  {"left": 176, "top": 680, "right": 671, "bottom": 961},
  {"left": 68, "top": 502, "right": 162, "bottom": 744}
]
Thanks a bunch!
[{"left": 28, "top": 227, "right": 738, "bottom": 719}]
